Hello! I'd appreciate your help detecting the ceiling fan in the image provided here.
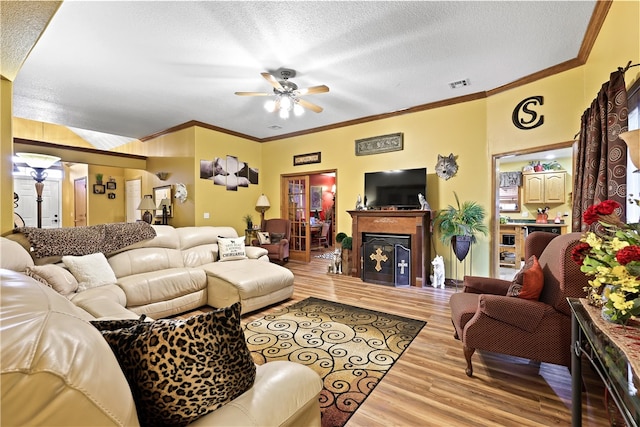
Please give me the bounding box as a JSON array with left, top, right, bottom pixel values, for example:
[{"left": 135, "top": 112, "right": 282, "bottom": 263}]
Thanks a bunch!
[{"left": 235, "top": 69, "right": 329, "bottom": 118}]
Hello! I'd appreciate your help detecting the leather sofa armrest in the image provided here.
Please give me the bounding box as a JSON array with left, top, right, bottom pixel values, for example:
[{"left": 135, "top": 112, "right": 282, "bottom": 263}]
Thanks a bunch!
[
  {"left": 463, "top": 275, "right": 512, "bottom": 295},
  {"left": 245, "top": 246, "right": 269, "bottom": 259},
  {"left": 478, "top": 294, "right": 548, "bottom": 332}
]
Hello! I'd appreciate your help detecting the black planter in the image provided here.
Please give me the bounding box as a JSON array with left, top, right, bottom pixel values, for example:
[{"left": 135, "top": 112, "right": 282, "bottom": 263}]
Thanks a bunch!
[
  {"left": 247, "top": 221, "right": 253, "bottom": 230},
  {"left": 451, "top": 235, "right": 472, "bottom": 262}
]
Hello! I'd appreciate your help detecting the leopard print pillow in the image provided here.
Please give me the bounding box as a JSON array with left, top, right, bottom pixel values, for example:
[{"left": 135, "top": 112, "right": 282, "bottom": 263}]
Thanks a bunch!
[{"left": 92, "top": 303, "right": 255, "bottom": 427}]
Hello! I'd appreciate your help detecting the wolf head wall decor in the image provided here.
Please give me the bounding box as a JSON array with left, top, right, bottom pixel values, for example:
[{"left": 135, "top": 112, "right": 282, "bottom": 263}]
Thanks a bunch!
[{"left": 435, "top": 153, "right": 459, "bottom": 180}]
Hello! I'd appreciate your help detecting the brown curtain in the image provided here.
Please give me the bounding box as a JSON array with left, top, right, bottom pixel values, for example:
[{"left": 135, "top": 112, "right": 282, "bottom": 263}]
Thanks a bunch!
[{"left": 572, "top": 70, "right": 628, "bottom": 231}]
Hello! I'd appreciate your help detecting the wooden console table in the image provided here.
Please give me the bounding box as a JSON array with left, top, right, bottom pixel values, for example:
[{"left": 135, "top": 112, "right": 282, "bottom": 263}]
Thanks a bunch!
[
  {"left": 347, "top": 210, "right": 431, "bottom": 287},
  {"left": 568, "top": 298, "right": 639, "bottom": 427}
]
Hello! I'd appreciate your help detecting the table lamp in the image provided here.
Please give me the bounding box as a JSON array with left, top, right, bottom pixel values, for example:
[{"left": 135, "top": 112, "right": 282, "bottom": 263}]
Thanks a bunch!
[
  {"left": 256, "top": 194, "right": 270, "bottom": 223},
  {"left": 137, "top": 196, "right": 156, "bottom": 224},
  {"left": 620, "top": 129, "right": 639, "bottom": 172}
]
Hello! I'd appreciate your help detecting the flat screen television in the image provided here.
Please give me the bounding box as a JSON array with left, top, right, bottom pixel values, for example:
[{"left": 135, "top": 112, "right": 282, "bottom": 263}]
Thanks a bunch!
[{"left": 364, "top": 167, "right": 427, "bottom": 209}]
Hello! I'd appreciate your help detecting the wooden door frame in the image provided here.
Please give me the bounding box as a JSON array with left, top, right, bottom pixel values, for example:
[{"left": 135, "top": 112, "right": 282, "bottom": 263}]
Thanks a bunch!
[
  {"left": 281, "top": 169, "right": 337, "bottom": 263},
  {"left": 491, "top": 140, "right": 574, "bottom": 277}
]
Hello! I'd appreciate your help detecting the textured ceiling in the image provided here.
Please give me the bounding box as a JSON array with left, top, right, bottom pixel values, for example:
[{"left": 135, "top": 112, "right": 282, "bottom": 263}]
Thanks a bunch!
[{"left": 8, "top": 1, "right": 598, "bottom": 147}]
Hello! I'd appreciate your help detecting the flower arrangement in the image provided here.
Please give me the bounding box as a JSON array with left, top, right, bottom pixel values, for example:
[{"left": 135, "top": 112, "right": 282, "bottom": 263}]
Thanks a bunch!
[{"left": 571, "top": 200, "right": 640, "bottom": 324}]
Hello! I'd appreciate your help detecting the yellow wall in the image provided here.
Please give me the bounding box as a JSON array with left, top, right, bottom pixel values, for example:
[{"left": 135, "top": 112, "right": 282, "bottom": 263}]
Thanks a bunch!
[
  {"left": 88, "top": 165, "right": 126, "bottom": 224},
  {"left": 1, "top": 79, "right": 13, "bottom": 233}
]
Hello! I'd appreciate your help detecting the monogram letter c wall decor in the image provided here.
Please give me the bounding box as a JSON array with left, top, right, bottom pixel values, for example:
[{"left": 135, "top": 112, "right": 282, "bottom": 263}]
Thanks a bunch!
[{"left": 512, "top": 96, "right": 544, "bottom": 130}]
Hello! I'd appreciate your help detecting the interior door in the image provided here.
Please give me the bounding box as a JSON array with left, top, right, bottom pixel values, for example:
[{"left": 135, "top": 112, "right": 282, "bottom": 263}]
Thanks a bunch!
[
  {"left": 283, "top": 175, "right": 310, "bottom": 263},
  {"left": 126, "top": 178, "right": 142, "bottom": 222},
  {"left": 14, "top": 177, "right": 61, "bottom": 228},
  {"left": 74, "top": 177, "right": 87, "bottom": 227}
]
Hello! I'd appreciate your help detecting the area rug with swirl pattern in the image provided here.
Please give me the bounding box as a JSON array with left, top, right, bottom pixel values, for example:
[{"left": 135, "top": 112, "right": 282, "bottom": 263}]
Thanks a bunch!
[{"left": 243, "top": 297, "right": 426, "bottom": 427}]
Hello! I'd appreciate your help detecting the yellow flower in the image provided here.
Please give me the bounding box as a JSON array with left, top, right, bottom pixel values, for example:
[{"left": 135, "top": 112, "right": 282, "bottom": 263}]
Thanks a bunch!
[
  {"left": 585, "top": 232, "right": 602, "bottom": 250},
  {"left": 610, "top": 237, "right": 630, "bottom": 252}
]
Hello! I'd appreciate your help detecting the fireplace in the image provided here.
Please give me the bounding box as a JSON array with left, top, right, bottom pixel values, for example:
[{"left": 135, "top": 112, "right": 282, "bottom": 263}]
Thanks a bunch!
[
  {"left": 348, "top": 209, "right": 431, "bottom": 287},
  {"left": 362, "top": 233, "right": 411, "bottom": 286}
]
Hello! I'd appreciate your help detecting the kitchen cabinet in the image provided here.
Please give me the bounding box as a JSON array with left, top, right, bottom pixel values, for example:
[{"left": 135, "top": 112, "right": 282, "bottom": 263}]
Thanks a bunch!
[
  {"left": 499, "top": 224, "right": 525, "bottom": 268},
  {"left": 523, "top": 171, "right": 566, "bottom": 204}
]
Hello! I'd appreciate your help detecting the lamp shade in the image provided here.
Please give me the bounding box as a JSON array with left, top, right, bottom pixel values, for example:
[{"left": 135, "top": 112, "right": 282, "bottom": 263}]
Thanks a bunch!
[
  {"left": 137, "top": 197, "right": 156, "bottom": 211},
  {"left": 256, "top": 194, "right": 270, "bottom": 209},
  {"left": 16, "top": 152, "right": 60, "bottom": 169},
  {"left": 620, "top": 129, "right": 640, "bottom": 170}
]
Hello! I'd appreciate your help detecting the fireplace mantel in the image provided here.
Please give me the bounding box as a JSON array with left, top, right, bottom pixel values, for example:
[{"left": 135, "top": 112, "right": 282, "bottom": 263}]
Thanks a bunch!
[{"left": 347, "top": 210, "right": 431, "bottom": 287}]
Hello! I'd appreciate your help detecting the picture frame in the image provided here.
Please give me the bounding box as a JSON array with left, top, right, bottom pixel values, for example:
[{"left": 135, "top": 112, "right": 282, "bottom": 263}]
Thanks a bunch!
[
  {"left": 93, "top": 184, "right": 105, "bottom": 194},
  {"left": 108, "top": 192, "right": 116, "bottom": 199},
  {"left": 310, "top": 186, "right": 323, "bottom": 211},
  {"left": 106, "top": 181, "right": 116, "bottom": 190},
  {"left": 153, "top": 185, "right": 173, "bottom": 218},
  {"left": 293, "top": 152, "right": 321, "bottom": 166}
]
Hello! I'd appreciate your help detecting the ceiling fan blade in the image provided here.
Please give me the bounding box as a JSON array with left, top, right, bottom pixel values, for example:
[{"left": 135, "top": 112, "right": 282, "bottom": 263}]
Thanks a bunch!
[
  {"left": 297, "top": 98, "right": 323, "bottom": 113},
  {"left": 297, "top": 85, "right": 329, "bottom": 95},
  {"left": 261, "top": 72, "right": 284, "bottom": 91},
  {"left": 234, "top": 91, "right": 271, "bottom": 96}
]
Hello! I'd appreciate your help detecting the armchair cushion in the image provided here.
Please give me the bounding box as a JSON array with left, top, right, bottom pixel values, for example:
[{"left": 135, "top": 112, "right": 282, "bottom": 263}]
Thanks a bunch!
[
  {"left": 478, "top": 294, "right": 548, "bottom": 333},
  {"left": 269, "top": 232, "right": 285, "bottom": 244},
  {"left": 257, "top": 231, "right": 271, "bottom": 245},
  {"left": 462, "top": 275, "right": 511, "bottom": 295},
  {"left": 512, "top": 255, "right": 544, "bottom": 300}
]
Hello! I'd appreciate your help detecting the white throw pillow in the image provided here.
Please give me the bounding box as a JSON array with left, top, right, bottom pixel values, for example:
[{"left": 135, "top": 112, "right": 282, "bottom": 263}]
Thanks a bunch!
[
  {"left": 257, "top": 231, "right": 271, "bottom": 245},
  {"left": 62, "top": 252, "right": 117, "bottom": 292},
  {"left": 25, "top": 264, "right": 79, "bottom": 296},
  {"left": 217, "top": 237, "right": 247, "bottom": 262}
]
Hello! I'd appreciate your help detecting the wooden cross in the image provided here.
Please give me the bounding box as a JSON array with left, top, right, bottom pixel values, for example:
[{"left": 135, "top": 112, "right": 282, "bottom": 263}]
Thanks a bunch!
[
  {"left": 397, "top": 259, "right": 408, "bottom": 275},
  {"left": 369, "top": 248, "right": 388, "bottom": 272}
]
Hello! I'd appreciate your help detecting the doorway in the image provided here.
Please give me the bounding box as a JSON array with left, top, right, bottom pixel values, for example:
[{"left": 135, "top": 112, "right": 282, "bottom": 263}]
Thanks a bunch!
[
  {"left": 281, "top": 170, "right": 337, "bottom": 263},
  {"left": 14, "top": 176, "right": 62, "bottom": 228},
  {"left": 492, "top": 142, "right": 574, "bottom": 279}
]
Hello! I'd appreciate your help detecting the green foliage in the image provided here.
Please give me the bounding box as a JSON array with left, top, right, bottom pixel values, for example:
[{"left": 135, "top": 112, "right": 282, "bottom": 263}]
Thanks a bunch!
[
  {"left": 243, "top": 214, "right": 253, "bottom": 225},
  {"left": 433, "top": 192, "right": 488, "bottom": 245},
  {"left": 335, "top": 232, "right": 347, "bottom": 243},
  {"left": 96, "top": 173, "right": 104, "bottom": 182},
  {"left": 341, "top": 236, "right": 353, "bottom": 250}
]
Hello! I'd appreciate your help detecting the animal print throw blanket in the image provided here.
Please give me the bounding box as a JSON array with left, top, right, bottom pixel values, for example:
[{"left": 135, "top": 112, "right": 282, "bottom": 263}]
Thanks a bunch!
[{"left": 17, "top": 222, "right": 157, "bottom": 258}]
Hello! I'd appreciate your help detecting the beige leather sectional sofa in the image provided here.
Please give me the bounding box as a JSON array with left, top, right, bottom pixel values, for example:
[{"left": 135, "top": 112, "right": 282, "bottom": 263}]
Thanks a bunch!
[{"left": 0, "top": 225, "right": 323, "bottom": 426}]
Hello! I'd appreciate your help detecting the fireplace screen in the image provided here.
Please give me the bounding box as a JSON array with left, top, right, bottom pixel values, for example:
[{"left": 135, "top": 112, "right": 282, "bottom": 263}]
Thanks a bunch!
[{"left": 362, "top": 233, "right": 411, "bottom": 286}]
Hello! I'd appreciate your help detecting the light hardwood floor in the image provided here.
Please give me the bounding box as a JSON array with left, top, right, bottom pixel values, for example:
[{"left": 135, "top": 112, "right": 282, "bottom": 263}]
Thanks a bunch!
[{"left": 192, "top": 255, "right": 610, "bottom": 426}]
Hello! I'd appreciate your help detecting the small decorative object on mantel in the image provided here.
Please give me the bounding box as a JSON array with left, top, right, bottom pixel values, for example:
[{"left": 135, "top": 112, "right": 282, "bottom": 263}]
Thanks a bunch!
[
  {"left": 355, "top": 194, "right": 364, "bottom": 210},
  {"left": 435, "top": 153, "right": 458, "bottom": 180},
  {"left": 571, "top": 200, "right": 640, "bottom": 325},
  {"left": 418, "top": 193, "right": 430, "bottom": 210},
  {"left": 355, "top": 132, "right": 403, "bottom": 156}
]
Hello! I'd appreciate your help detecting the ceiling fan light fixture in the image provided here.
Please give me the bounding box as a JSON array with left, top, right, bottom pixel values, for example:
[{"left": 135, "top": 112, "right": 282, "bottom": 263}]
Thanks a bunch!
[
  {"left": 279, "top": 108, "right": 290, "bottom": 119},
  {"left": 293, "top": 103, "right": 304, "bottom": 117},
  {"left": 280, "top": 95, "right": 292, "bottom": 110},
  {"left": 264, "top": 99, "right": 276, "bottom": 112}
]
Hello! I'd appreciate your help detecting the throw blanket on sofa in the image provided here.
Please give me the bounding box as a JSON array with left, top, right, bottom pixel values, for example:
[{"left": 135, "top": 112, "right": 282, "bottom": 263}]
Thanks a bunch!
[{"left": 18, "top": 222, "right": 157, "bottom": 258}]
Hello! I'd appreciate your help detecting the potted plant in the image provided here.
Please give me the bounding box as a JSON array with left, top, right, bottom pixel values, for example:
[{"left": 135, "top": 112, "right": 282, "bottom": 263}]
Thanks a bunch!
[
  {"left": 434, "top": 192, "right": 488, "bottom": 261},
  {"left": 336, "top": 233, "right": 352, "bottom": 275},
  {"left": 243, "top": 214, "right": 254, "bottom": 230},
  {"left": 96, "top": 173, "right": 103, "bottom": 184}
]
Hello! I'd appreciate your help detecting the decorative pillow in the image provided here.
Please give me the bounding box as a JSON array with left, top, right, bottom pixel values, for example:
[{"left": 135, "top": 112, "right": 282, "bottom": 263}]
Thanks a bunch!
[
  {"left": 62, "top": 252, "right": 117, "bottom": 292},
  {"left": 506, "top": 282, "right": 522, "bottom": 297},
  {"left": 257, "top": 231, "right": 271, "bottom": 245},
  {"left": 217, "top": 237, "right": 247, "bottom": 261},
  {"left": 270, "top": 232, "right": 285, "bottom": 244},
  {"left": 511, "top": 255, "right": 544, "bottom": 300},
  {"left": 91, "top": 303, "right": 256, "bottom": 427},
  {"left": 25, "top": 264, "right": 79, "bottom": 296}
]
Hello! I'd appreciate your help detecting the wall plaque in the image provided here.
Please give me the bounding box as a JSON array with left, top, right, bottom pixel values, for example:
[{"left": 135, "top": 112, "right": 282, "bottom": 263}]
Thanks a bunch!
[
  {"left": 293, "top": 152, "right": 321, "bottom": 166},
  {"left": 355, "top": 132, "right": 403, "bottom": 156}
]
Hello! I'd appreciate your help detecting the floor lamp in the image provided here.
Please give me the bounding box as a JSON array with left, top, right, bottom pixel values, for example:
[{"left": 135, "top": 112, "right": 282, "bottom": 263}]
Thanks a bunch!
[
  {"left": 16, "top": 153, "right": 61, "bottom": 228},
  {"left": 256, "top": 194, "right": 270, "bottom": 224}
]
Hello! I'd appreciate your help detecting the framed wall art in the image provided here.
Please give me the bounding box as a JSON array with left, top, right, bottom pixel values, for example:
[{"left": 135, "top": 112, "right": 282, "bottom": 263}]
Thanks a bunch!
[
  {"left": 293, "top": 152, "right": 321, "bottom": 166},
  {"left": 153, "top": 185, "right": 173, "bottom": 218},
  {"left": 106, "top": 181, "right": 116, "bottom": 190},
  {"left": 93, "top": 184, "right": 105, "bottom": 194},
  {"left": 355, "top": 132, "right": 403, "bottom": 156},
  {"left": 310, "top": 186, "right": 323, "bottom": 211}
]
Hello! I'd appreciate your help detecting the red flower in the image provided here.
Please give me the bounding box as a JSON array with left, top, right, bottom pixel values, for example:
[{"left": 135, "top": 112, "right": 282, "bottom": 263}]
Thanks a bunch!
[
  {"left": 571, "top": 242, "right": 592, "bottom": 266},
  {"left": 616, "top": 245, "right": 640, "bottom": 265},
  {"left": 595, "top": 200, "right": 620, "bottom": 215},
  {"left": 582, "top": 200, "right": 621, "bottom": 225}
]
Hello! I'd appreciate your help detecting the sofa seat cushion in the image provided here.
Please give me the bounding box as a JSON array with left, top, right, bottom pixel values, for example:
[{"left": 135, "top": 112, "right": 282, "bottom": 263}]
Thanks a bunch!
[
  {"left": 203, "top": 260, "right": 293, "bottom": 300},
  {"left": 92, "top": 303, "right": 256, "bottom": 427},
  {"left": 117, "top": 268, "right": 206, "bottom": 307}
]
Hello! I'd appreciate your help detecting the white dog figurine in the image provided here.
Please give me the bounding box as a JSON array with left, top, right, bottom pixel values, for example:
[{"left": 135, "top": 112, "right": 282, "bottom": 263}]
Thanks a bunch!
[
  {"left": 430, "top": 255, "right": 445, "bottom": 289},
  {"left": 331, "top": 248, "right": 343, "bottom": 274},
  {"left": 418, "top": 193, "right": 430, "bottom": 211}
]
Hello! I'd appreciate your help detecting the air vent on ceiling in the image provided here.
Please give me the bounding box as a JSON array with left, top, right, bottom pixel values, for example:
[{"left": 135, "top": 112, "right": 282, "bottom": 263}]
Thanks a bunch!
[
  {"left": 448, "top": 78, "right": 470, "bottom": 89},
  {"left": 268, "top": 125, "right": 283, "bottom": 130}
]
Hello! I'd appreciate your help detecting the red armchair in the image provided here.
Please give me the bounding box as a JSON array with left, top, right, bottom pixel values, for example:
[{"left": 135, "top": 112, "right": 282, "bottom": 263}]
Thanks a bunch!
[
  {"left": 449, "top": 231, "right": 589, "bottom": 376},
  {"left": 252, "top": 218, "right": 290, "bottom": 263}
]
